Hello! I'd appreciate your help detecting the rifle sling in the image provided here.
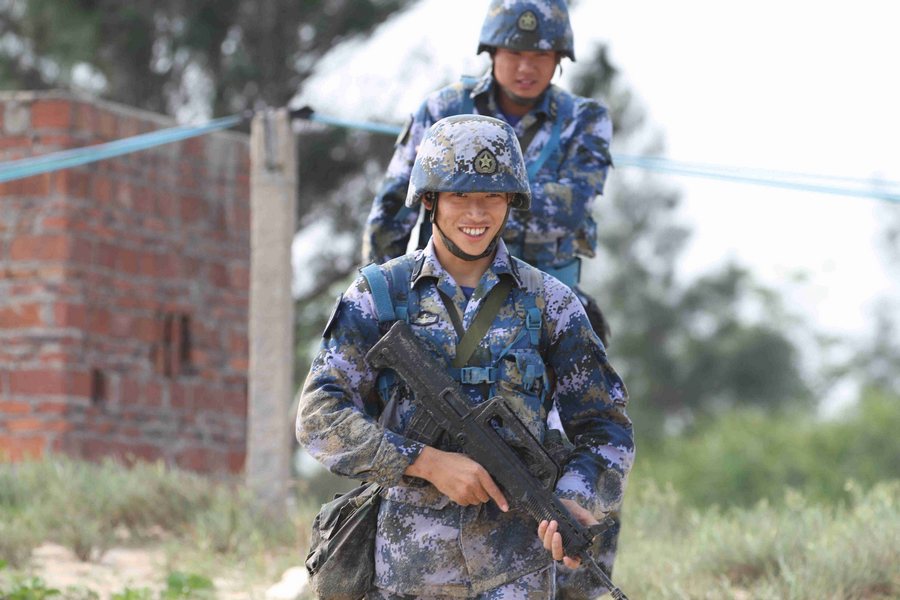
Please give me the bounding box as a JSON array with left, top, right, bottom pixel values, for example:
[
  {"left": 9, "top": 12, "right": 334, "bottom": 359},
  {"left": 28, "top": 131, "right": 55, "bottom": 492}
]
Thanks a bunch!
[
  {"left": 440, "top": 278, "right": 513, "bottom": 369},
  {"left": 409, "top": 278, "right": 513, "bottom": 446}
]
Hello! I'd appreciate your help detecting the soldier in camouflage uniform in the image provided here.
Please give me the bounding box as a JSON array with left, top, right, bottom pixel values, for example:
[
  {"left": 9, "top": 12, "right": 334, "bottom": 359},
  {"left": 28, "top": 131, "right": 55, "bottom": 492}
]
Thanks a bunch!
[
  {"left": 298, "top": 116, "right": 633, "bottom": 599},
  {"left": 362, "top": 3, "right": 624, "bottom": 595},
  {"left": 362, "top": 0, "right": 613, "bottom": 347}
]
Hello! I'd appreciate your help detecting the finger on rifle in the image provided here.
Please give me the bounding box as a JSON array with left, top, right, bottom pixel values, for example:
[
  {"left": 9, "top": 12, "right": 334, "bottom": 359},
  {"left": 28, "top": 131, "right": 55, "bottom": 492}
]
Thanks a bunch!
[
  {"left": 537, "top": 519, "right": 549, "bottom": 541},
  {"left": 551, "top": 530, "right": 565, "bottom": 561},
  {"left": 542, "top": 520, "right": 558, "bottom": 551},
  {"left": 478, "top": 469, "right": 508, "bottom": 512}
]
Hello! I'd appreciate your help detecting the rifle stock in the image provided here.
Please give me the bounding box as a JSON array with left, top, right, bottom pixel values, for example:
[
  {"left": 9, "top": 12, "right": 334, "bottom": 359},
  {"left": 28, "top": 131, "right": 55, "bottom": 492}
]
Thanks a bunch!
[{"left": 366, "top": 321, "right": 628, "bottom": 600}]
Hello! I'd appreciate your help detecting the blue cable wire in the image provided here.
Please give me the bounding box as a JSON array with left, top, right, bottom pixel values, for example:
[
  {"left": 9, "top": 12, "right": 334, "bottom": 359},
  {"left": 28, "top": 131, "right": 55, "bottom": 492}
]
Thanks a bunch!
[
  {"left": 3, "top": 106, "right": 898, "bottom": 204},
  {"left": 0, "top": 113, "right": 248, "bottom": 183}
]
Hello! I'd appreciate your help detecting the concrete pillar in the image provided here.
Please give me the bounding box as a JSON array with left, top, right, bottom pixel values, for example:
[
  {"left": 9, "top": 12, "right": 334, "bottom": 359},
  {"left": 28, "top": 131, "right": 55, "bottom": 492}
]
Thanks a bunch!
[{"left": 247, "top": 109, "right": 296, "bottom": 514}]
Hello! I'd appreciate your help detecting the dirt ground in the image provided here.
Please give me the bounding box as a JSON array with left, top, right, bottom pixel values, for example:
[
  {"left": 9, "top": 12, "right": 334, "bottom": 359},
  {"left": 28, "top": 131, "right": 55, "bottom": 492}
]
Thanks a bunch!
[{"left": 19, "top": 543, "right": 275, "bottom": 599}]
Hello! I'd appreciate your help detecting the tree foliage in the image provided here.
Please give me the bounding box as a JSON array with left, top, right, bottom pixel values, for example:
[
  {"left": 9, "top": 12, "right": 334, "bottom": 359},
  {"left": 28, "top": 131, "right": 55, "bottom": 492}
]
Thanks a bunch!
[
  {"left": 570, "top": 46, "right": 812, "bottom": 439},
  {"left": 0, "top": 0, "right": 408, "bottom": 118}
]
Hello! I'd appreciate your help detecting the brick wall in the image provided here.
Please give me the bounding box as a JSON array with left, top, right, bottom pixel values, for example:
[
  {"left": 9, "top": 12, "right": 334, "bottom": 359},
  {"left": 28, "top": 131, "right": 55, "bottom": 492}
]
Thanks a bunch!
[{"left": 0, "top": 91, "right": 250, "bottom": 474}]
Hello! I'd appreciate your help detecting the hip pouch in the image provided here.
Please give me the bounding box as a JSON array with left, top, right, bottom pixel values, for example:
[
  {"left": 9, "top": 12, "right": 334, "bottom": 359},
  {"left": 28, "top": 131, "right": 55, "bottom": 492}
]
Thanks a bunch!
[{"left": 306, "top": 482, "right": 383, "bottom": 600}]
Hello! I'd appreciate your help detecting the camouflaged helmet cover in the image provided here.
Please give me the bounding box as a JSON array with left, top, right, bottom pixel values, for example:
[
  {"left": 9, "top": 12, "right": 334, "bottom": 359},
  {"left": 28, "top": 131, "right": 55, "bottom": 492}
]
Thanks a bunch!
[
  {"left": 406, "top": 115, "right": 531, "bottom": 210},
  {"left": 478, "top": 0, "right": 575, "bottom": 61}
]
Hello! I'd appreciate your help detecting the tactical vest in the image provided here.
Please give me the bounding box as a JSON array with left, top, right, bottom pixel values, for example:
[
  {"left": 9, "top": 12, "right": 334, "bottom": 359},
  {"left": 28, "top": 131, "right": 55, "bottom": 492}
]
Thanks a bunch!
[
  {"left": 450, "top": 77, "right": 582, "bottom": 288},
  {"left": 359, "top": 256, "right": 554, "bottom": 444}
]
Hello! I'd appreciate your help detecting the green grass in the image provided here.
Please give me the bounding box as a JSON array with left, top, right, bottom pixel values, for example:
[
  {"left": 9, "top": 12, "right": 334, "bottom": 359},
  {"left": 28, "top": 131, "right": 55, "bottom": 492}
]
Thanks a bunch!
[
  {"left": 2, "top": 389, "right": 898, "bottom": 598},
  {"left": 614, "top": 478, "right": 900, "bottom": 599}
]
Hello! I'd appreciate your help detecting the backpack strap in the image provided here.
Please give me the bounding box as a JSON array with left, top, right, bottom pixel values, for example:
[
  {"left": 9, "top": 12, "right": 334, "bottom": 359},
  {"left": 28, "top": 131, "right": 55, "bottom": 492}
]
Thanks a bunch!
[
  {"left": 360, "top": 263, "right": 395, "bottom": 323},
  {"left": 526, "top": 91, "right": 573, "bottom": 180},
  {"left": 459, "top": 75, "right": 477, "bottom": 114}
]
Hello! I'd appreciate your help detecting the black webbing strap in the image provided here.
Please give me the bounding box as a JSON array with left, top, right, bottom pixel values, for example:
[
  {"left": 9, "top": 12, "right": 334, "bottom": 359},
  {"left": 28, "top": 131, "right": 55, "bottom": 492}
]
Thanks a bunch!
[{"left": 448, "top": 278, "right": 513, "bottom": 369}]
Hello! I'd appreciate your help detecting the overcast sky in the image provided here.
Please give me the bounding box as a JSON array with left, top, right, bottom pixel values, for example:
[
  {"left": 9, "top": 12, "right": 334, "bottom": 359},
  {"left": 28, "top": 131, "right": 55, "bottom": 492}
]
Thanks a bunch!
[{"left": 293, "top": 0, "right": 900, "bottom": 357}]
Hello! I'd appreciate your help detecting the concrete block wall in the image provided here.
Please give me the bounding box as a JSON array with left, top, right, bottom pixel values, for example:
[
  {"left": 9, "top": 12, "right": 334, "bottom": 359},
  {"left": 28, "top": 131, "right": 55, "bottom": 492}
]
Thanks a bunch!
[{"left": 0, "top": 91, "right": 250, "bottom": 474}]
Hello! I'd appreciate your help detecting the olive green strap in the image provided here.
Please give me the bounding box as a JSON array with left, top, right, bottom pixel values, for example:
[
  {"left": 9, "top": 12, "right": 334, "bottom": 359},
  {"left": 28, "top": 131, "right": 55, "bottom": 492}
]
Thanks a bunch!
[{"left": 451, "top": 278, "right": 513, "bottom": 369}]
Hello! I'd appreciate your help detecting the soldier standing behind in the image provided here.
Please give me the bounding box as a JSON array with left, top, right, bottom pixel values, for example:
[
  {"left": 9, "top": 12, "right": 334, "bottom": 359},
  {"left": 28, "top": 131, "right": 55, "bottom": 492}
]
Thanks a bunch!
[
  {"left": 363, "top": 0, "right": 613, "bottom": 348},
  {"left": 298, "top": 115, "right": 633, "bottom": 598}
]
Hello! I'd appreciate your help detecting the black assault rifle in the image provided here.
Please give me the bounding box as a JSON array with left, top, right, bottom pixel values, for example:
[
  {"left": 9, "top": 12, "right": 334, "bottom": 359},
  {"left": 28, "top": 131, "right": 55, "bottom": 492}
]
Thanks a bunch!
[{"left": 366, "top": 321, "right": 629, "bottom": 600}]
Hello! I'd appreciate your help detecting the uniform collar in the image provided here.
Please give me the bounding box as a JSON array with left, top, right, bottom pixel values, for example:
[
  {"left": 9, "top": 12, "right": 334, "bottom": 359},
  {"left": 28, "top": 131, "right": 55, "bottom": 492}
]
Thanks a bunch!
[{"left": 412, "top": 238, "right": 523, "bottom": 291}]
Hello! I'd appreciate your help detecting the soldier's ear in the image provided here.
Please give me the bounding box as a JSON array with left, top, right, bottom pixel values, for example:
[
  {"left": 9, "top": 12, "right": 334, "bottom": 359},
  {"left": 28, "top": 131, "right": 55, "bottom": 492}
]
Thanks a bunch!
[{"left": 422, "top": 192, "right": 435, "bottom": 211}]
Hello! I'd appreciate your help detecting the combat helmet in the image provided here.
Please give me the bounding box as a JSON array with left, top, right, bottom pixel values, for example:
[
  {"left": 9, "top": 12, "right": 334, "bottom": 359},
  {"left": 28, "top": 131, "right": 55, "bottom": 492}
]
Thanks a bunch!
[
  {"left": 407, "top": 114, "right": 531, "bottom": 261},
  {"left": 477, "top": 0, "right": 576, "bottom": 61}
]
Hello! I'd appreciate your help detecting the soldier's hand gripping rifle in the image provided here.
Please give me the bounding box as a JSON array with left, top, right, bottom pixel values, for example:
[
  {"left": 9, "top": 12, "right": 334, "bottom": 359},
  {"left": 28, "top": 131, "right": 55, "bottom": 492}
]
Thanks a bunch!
[{"left": 366, "top": 321, "right": 629, "bottom": 600}]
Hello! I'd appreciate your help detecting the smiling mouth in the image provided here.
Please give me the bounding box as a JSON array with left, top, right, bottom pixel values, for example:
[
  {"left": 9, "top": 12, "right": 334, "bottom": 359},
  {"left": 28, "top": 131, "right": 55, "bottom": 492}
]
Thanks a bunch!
[{"left": 461, "top": 227, "right": 488, "bottom": 237}]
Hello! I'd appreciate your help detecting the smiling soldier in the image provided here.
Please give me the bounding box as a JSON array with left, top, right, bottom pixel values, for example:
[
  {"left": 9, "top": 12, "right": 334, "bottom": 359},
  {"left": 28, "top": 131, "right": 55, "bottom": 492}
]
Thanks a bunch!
[{"left": 298, "top": 115, "right": 633, "bottom": 599}]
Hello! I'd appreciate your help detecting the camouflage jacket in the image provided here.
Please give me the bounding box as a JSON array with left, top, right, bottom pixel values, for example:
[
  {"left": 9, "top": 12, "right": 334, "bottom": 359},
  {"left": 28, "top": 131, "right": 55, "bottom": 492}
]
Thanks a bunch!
[
  {"left": 362, "top": 73, "right": 613, "bottom": 269},
  {"left": 297, "top": 240, "right": 633, "bottom": 597}
]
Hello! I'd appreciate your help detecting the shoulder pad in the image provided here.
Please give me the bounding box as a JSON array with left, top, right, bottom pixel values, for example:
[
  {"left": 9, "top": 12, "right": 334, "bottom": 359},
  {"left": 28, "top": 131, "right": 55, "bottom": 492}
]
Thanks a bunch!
[
  {"left": 510, "top": 258, "right": 545, "bottom": 295},
  {"left": 322, "top": 292, "right": 343, "bottom": 338}
]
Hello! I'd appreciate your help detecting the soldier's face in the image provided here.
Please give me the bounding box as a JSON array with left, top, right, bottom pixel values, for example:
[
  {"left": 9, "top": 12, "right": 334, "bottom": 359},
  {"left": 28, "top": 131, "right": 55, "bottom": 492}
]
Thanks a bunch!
[
  {"left": 493, "top": 49, "right": 558, "bottom": 100},
  {"left": 426, "top": 192, "right": 511, "bottom": 256}
]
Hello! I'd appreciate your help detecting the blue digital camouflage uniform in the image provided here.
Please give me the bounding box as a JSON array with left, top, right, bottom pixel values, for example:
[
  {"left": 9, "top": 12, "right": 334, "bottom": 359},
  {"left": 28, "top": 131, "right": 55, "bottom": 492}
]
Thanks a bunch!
[
  {"left": 297, "top": 238, "right": 633, "bottom": 597},
  {"left": 362, "top": 72, "right": 612, "bottom": 276}
]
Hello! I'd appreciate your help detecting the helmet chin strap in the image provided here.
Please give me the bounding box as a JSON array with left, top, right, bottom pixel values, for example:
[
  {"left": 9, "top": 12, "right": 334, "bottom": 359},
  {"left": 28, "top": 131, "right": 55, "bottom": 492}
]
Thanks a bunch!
[
  {"left": 499, "top": 85, "right": 537, "bottom": 107},
  {"left": 430, "top": 196, "right": 512, "bottom": 262}
]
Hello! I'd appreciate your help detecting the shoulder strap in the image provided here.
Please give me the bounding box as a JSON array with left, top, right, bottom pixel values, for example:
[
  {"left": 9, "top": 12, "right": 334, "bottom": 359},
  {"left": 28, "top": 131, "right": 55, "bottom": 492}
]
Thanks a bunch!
[
  {"left": 452, "top": 278, "right": 513, "bottom": 369},
  {"left": 360, "top": 263, "right": 395, "bottom": 323},
  {"left": 526, "top": 91, "right": 574, "bottom": 180},
  {"left": 459, "top": 75, "right": 477, "bottom": 114}
]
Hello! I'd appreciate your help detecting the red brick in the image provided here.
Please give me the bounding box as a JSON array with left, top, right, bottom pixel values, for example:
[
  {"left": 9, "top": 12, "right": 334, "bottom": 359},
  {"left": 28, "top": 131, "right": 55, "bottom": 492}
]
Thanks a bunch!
[
  {"left": 176, "top": 447, "right": 226, "bottom": 473},
  {"left": 183, "top": 137, "right": 205, "bottom": 160},
  {"left": 0, "top": 173, "right": 51, "bottom": 197},
  {"left": 44, "top": 420, "right": 72, "bottom": 433},
  {"left": 88, "top": 308, "right": 111, "bottom": 335},
  {"left": 93, "top": 175, "right": 112, "bottom": 204},
  {"left": 134, "top": 186, "right": 154, "bottom": 214},
  {"left": 233, "top": 204, "right": 251, "bottom": 232},
  {"left": 229, "top": 357, "right": 249, "bottom": 372},
  {"left": 146, "top": 381, "right": 163, "bottom": 407},
  {"left": 157, "top": 192, "right": 176, "bottom": 219},
  {"left": 70, "top": 371, "right": 91, "bottom": 398},
  {"left": 5, "top": 417, "right": 45, "bottom": 432},
  {"left": 110, "top": 312, "right": 133, "bottom": 338},
  {"left": 39, "top": 134, "right": 76, "bottom": 148},
  {"left": 97, "top": 242, "right": 117, "bottom": 269},
  {"left": 208, "top": 263, "right": 228, "bottom": 287},
  {"left": 139, "top": 252, "right": 158, "bottom": 277},
  {"left": 0, "top": 435, "right": 46, "bottom": 461},
  {"left": 0, "top": 401, "right": 32, "bottom": 414},
  {"left": 114, "top": 181, "right": 133, "bottom": 208},
  {"left": 10, "top": 234, "right": 71, "bottom": 261},
  {"left": 120, "top": 426, "right": 142, "bottom": 438},
  {"left": 223, "top": 390, "right": 247, "bottom": 417},
  {"left": 119, "top": 116, "right": 141, "bottom": 139},
  {"left": 194, "top": 387, "right": 218, "bottom": 411},
  {"left": 0, "top": 303, "right": 44, "bottom": 328},
  {"left": 120, "top": 377, "right": 141, "bottom": 405},
  {"left": 118, "top": 248, "right": 139, "bottom": 274},
  {"left": 11, "top": 370, "right": 72, "bottom": 396},
  {"left": 229, "top": 452, "right": 246, "bottom": 474},
  {"left": 180, "top": 195, "right": 207, "bottom": 223},
  {"left": 97, "top": 110, "right": 117, "bottom": 139},
  {"left": 74, "top": 102, "right": 95, "bottom": 133},
  {"left": 133, "top": 316, "right": 159, "bottom": 344},
  {"left": 229, "top": 264, "right": 249, "bottom": 290},
  {"left": 170, "top": 383, "right": 191, "bottom": 410},
  {"left": 53, "top": 170, "right": 90, "bottom": 199},
  {"left": 181, "top": 257, "right": 202, "bottom": 277},
  {"left": 54, "top": 302, "right": 87, "bottom": 328},
  {"left": 31, "top": 99, "right": 72, "bottom": 130},
  {"left": 37, "top": 402, "right": 69, "bottom": 415}
]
